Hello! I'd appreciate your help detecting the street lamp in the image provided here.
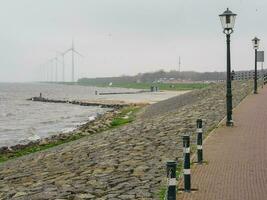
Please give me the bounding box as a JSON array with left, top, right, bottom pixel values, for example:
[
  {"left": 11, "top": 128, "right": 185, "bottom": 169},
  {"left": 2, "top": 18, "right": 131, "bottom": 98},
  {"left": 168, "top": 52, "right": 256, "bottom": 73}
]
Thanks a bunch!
[
  {"left": 252, "top": 37, "right": 260, "bottom": 94},
  {"left": 219, "top": 8, "right": 237, "bottom": 127}
]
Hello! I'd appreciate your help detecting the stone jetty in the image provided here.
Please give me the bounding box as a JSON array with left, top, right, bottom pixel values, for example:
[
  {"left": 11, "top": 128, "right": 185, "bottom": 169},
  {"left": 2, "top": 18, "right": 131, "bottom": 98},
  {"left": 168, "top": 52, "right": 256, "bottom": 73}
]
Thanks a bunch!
[
  {"left": 0, "top": 81, "right": 253, "bottom": 200},
  {"left": 28, "top": 97, "right": 130, "bottom": 109}
]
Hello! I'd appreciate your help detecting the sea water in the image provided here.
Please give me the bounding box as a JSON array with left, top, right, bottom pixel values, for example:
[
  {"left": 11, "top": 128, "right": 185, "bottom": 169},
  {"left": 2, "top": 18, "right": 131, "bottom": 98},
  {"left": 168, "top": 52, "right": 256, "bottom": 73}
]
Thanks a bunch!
[{"left": 0, "top": 83, "right": 117, "bottom": 147}]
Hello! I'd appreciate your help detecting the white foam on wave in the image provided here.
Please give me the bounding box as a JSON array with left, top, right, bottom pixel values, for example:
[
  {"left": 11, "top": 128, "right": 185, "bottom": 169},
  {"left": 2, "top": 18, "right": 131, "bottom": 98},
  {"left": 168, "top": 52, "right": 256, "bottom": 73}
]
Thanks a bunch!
[
  {"left": 88, "top": 113, "right": 102, "bottom": 122},
  {"left": 27, "top": 127, "right": 41, "bottom": 141},
  {"left": 27, "top": 134, "right": 41, "bottom": 141},
  {"left": 88, "top": 116, "right": 96, "bottom": 121},
  {"left": 61, "top": 127, "right": 76, "bottom": 133}
]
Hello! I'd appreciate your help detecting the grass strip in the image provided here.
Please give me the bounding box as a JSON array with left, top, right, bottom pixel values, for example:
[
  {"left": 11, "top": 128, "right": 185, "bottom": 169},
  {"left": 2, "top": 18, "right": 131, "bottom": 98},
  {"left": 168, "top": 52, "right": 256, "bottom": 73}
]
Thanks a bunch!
[
  {"left": 110, "top": 106, "right": 140, "bottom": 127},
  {"left": 77, "top": 82, "right": 210, "bottom": 91}
]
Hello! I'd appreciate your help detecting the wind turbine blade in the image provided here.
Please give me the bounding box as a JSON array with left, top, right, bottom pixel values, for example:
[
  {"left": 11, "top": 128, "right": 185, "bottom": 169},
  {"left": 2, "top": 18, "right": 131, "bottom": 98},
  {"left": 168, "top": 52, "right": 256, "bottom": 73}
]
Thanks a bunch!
[
  {"left": 73, "top": 50, "right": 83, "bottom": 57},
  {"left": 55, "top": 58, "right": 63, "bottom": 64},
  {"left": 63, "top": 48, "right": 72, "bottom": 55}
]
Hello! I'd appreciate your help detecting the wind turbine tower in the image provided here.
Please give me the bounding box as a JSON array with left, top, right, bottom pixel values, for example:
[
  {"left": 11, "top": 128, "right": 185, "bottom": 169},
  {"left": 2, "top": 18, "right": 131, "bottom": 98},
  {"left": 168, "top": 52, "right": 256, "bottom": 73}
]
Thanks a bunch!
[
  {"left": 64, "top": 39, "right": 83, "bottom": 82},
  {"left": 57, "top": 50, "right": 68, "bottom": 82},
  {"left": 46, "top": 62, "right": 49, "bottom": 82},
  {"left": 50, "top": 59, "right": 54, "bottom": 82},
  {"left": 55, "top": 57, "right": 58, "bottom": 82},
  {"left": 43, "top": 64, "right": 46, "bottom": 82},
  {"left": 72, "top": 40, "right": 74, "bottom": 82}
]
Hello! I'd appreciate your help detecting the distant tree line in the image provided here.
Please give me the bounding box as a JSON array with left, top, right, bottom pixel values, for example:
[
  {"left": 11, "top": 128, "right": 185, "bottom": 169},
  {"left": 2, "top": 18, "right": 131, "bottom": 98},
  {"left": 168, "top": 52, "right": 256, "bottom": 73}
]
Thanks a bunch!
[{"left": 78, "top": 70, "right": 227, "bottom": 85}]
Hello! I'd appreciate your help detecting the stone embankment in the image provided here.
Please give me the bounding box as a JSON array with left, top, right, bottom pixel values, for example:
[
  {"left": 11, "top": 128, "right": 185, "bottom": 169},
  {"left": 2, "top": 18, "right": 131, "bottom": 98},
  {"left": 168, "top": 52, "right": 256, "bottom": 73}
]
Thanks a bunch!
[
  {"left": 0, "top": 81, "right": 253, "bottom": 200},
  {"left": 0, "top": 109, "right": 119, "bottom": 155}
]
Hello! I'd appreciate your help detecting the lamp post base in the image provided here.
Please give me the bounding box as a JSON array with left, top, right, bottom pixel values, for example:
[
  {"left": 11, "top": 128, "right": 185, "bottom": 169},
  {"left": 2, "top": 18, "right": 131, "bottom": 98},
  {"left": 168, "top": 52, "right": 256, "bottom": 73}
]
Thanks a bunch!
[
  {"left": 226, "top": 120, "right": 234, "bottom": 127},
  {"left": 254, "top": 91, "right": 258, "bottom": 94}
]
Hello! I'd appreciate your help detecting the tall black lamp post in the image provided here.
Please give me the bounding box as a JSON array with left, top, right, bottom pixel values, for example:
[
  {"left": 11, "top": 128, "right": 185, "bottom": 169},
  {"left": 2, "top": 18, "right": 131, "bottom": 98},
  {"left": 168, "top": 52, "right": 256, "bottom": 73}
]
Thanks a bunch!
[
  {"left": 252, "top": 37, "right": 260, "bottom": 94},
  {"left": 219, "top": 8, "right": 237, "bottom": 127}
]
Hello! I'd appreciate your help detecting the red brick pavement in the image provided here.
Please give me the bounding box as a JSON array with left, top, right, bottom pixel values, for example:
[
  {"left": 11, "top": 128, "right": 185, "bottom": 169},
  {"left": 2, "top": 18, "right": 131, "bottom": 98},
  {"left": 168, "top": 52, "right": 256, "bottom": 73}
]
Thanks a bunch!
[{"left": 178, "top": 87, "right": 267, "bottom": 200}]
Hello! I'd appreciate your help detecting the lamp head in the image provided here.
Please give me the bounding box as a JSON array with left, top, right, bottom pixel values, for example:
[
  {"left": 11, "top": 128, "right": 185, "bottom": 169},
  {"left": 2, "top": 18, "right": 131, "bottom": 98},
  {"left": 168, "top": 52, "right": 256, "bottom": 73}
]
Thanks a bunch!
[
  {"left": 252, "top": 37, "right": 260, "bottom": 49},
  {"left": 219, "top": 8, "right": 237, "bottom": 34}
]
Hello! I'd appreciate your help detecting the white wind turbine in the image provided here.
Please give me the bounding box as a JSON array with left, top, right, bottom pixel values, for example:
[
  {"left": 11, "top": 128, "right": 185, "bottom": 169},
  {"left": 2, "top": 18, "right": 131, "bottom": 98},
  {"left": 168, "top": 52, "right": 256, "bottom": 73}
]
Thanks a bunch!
[
  {"left": 51, "top": 56, "right": 63, "bottom": 82},
  {"left": 49, "top": 57, "right": 57, "bottom": 82},
  {"left": 46, "top": 62, "right": 50, "bottom": 82},
  {"left": 49, "top": 58, "right": 54, "bottom": 82},
  {"left": 56, "top": 49, "right": 69, "bottom": 82},
  {"left": 52, "top": 57, "right": 58, "bottom": 82},
  {"left": 46, "top": 59, "right": 52, "bottom": 82},
  {"left": 64, "top": 39, "right": 83, "bottom": 82}
]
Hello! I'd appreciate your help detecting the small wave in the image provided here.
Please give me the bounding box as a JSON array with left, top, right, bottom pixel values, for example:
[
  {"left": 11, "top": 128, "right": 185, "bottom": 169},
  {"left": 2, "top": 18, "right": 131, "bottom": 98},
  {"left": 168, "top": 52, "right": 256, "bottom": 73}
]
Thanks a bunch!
[
  {"left": 1, "top": 112, "right": 15, "bottom": 117},
  {"left": 88, "top": 116, "right": 96, "bottom": 121},
  {"left": 17, "top": 103, "right": 31, "bottom": 106},
  {"left": 74, "top": 114, "right": 87, "bottom": 118},
  {"left": 40, "top": 120, "right": 58, "bottom": 125},
  {"left": 60, "top": 116, "right": 71, "bottom": 120},
  {"left": 61, "top": 127, "right": 76, "bottom": 133},
  {"left": 0, "top": 128, "right": 21, "bottom": 132},
  {"left": 26, "top": 127, "right": 40, "bottom": 141},
  {"left": 88, "top": 113, "right": 101, "bottom": 121},
  {"left": 27, "top": 134, "right": 41, "bottom": 141}
]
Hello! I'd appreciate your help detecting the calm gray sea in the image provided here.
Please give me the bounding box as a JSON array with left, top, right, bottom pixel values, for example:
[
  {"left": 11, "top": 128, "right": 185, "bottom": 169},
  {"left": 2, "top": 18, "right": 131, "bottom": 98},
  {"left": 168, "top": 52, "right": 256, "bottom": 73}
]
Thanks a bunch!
[{"left": 0, "top": 83, "right": 134, "bottom": 147}]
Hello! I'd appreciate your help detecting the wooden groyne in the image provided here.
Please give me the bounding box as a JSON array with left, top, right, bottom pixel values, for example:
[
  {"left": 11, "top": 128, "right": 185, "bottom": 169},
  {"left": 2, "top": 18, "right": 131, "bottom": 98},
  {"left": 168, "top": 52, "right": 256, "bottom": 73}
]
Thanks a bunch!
[{"left": 27, "top": 96, "right": 128, "bottom": 109}]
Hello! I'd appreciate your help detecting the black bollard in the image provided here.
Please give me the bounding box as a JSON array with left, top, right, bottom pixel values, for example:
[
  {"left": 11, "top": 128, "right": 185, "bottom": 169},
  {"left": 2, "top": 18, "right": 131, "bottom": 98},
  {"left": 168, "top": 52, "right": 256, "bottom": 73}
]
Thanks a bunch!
[
  {"left": 183, "top": 135, "right": 191, "bottom": 192},
  {"left": 166, "top": 161, "right": 177, "bottom": 200},
  {"left": 196, "top": 119, "right": 203, "bottom": 163}
]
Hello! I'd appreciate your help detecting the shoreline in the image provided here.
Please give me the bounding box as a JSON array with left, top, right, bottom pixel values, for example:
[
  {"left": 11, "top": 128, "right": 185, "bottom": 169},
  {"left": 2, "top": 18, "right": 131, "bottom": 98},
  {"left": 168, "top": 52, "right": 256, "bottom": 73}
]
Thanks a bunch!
[
  {"left": 0, "top": 104, "right": 143, "bottom": 162},
  {"left": 0, "top": 86, "right": 184, "bottom": 162}
]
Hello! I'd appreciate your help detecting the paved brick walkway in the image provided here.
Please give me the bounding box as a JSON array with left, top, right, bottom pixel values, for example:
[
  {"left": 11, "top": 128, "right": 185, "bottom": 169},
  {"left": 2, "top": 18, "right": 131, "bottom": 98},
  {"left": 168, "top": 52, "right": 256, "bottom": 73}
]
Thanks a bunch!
[{"left": 178, "top": 87, "right": 267, "bottom": 200}]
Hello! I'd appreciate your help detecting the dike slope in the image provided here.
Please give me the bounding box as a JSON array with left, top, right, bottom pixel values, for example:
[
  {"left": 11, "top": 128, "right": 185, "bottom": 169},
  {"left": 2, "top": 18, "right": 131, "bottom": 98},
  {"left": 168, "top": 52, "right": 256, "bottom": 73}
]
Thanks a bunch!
[{"left": 0, "top": 81, "right": 253, "bottom": 200}]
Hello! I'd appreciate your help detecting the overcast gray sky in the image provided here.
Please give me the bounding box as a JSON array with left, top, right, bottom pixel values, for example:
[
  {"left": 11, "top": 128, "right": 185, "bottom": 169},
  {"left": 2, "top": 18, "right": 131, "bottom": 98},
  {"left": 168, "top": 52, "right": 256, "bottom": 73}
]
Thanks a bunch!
[{"left": 0, "top": 0, "right": 266, "bottom": 82}]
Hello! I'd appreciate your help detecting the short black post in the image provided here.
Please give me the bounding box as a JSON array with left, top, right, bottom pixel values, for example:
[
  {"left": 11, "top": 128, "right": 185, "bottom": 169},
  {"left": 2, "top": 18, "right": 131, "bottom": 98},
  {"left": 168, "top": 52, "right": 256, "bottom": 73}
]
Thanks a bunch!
[
  {"left": 166, "top": 161, "right": 177, "bottom": 200},
  {"left": 196, "top": 119, "right": 203, "bottom": 163},
  {"left": 183, "top": 135, "right": 191, "bottom": 192}
]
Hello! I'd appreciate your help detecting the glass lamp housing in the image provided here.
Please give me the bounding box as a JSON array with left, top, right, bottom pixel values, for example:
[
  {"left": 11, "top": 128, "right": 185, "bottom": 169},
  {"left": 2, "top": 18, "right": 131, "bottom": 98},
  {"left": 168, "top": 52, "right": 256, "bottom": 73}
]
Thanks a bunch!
[
  {"left": 252, "top": 37, "right": 260, "bottom": 49},
  {"left": 219, "top": 8, "right": 237, "bottom": 30}
]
